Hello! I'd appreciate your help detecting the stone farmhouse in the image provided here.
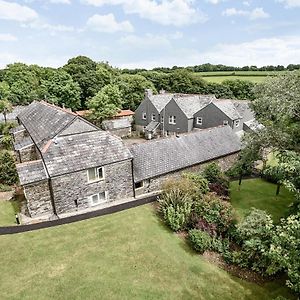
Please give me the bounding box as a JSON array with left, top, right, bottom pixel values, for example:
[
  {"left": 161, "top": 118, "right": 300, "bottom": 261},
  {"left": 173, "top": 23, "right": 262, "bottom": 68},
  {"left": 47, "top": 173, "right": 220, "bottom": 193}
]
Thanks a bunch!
[
  {"left": 135, "top": 89, "right": 255, "bottom": 138},
  {"left": 11, "top": 101, "right": 241, "bottom": 220}
]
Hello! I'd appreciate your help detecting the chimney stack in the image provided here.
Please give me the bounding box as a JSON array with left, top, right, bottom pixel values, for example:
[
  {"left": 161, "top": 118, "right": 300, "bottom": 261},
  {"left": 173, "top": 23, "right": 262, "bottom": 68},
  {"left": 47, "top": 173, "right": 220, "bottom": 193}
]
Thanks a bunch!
[{"left": 145, "top": 89, "right": 153, "bottom": 98}]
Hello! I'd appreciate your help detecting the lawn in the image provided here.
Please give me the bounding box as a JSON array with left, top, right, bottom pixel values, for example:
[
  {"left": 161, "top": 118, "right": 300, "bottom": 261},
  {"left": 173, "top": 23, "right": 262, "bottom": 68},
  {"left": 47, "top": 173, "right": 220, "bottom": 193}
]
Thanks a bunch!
[
  {"left": 230, "top": 178, "right": 295, "bottom": 223},
  {"left": 193, "top": 70, "right": 285, "bottom": 84},
  {"left": 0, "top": 200, "right": 18, "bottom": 226},
  {"left": 0, "top": 204, "right": 294, "bottom": 300}
]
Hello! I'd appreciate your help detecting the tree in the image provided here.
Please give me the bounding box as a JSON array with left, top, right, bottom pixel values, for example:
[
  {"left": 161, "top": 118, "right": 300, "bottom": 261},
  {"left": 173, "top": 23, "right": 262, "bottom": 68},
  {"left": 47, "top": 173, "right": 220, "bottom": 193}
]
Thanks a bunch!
[
  {"left": 0, "top": 151, "right": 18, "bottom": 185},
  {"left": 38, "top": 69, "right": 81, "bottom": 110},
  {"left": 63, "top": 56, "right": 113, "bottom": 107},
  {"left": 242, "top": 71, "right": 300, "bottom": 199},
  {"left": 0, "top": 82, "right": 12, "bottom": 124},
  {"left": 2, "top": 63, "right": 41, "bottom": 105},
  {"left": 115, "top": 74, "right": 156, "bottom": 110},
  {"left": 88, "top": 84, "right": 123, "bottom": 122},
  {"left": 268, "top": 213, "right": 300, "bottom": 293}
]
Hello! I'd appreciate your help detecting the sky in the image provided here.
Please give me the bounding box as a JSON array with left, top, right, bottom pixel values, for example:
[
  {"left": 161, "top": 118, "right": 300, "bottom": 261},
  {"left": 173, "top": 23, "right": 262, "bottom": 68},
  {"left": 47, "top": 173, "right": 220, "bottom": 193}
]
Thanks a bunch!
[{"left": 0, "top": 0, "right": 300, "bottom": 69}]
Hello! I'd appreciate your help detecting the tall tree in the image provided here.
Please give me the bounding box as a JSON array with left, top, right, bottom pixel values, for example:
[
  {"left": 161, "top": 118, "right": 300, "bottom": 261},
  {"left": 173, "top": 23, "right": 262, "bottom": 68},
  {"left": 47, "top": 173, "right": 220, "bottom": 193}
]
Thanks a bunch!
[
  {"left": 38, "top": 69, "right": 81, "bottom": 110},
  {"left": 0, "top": 82, "right": 12, "bottom": 123},
  {"left": 243, "top": 71, "right": 300, "bottom": 199},
  {"left": 115, "top": 74, "right": 156, "bottom": 110},
  {"left": 88, "top": 84, "right": 123, "bottom": 122}
]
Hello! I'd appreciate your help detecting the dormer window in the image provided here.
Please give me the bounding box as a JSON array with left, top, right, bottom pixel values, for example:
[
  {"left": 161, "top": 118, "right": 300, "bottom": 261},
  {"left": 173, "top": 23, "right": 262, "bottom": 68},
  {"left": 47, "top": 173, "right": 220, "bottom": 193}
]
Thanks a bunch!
[{"left": 235, "top": 120, "right": 240, "bottom": 127}]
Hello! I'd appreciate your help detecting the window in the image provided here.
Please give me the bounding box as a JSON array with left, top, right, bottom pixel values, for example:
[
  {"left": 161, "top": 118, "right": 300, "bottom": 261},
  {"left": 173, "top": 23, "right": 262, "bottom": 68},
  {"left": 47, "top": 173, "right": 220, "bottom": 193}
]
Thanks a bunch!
[
  {"left": 196, "top": 117, "right": 203, "bottom": 125},
  {"left": 161, "top": 115, "right": 164, "bottom": 123},
  {"left": 235, "top": 120, "right": 240, "bottom": 127},
  {"left": 89, "top": 192, "right": 107, "bottom": 206},
  {"left": 142, "top": 112, "right": 147, "bottom": 120},
  {"left": 135, "top": 181, "right": 144, "bottom": 189},
  {"left": 223, "top": 120, "right": 229, "bottom": 126},
  {"left": 169, "top": 115, "right": 176, "bottom": 125},
  {"left": 87, "top": 167, "right": 104, "bottom": 183},
  {"left": 151, "top": 113, "right": 156, "bottom": 121}
]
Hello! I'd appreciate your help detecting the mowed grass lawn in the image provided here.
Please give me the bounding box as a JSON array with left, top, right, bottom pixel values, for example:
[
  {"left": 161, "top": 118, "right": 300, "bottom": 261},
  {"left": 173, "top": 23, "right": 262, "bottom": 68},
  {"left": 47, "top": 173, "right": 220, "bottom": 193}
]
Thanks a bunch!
[
  {"left": 0, "top": 204, "right": 294, "bottom": 300},
  {"left": 230, "top": 178, "right": 295, "bottom": 223},
  {"left": 0, "top": 200, "right": 18, "bottom": 226}
]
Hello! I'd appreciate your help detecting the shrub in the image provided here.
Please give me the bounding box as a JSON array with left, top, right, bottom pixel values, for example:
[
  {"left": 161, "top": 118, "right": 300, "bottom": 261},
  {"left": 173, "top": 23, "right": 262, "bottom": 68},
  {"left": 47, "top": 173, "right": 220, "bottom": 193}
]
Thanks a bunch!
[
  {"left": 162, "top": 201, "right": 193, "bottom": 231},
  {"left": 0, "top": 121, "right": 16, "bottom": 135},
  {"left": 203, "top": 163, "right": 222, "bottom": 183},
  {"left": 0, "top": 150, "right": 18, "bottom": 185},
  {"left": 0, "top": 135, "right": 13, "bottom": 150},
  {"left": 189, "top": 213, "right": 218, "bottom": 236},
  {"left": 194, "top": 193, "right": 235, "bottom": 234},
  {"left": 232, "top": 208, "right": 274, "bottom": 274},
  {"left": 182, "top": 173, "right": 209, "bottom": 195},
  {"left": 159, "top": 178, "right": 194, "bottom": 231},
  {"left": 188, "top": 229, "right": 211, "bottom": 253},
  {"left": 161, "top": 177, "right": 199, "bottom": 201},
  {"left": 208, "top": 182, "right": 229, "bottom": 197}
]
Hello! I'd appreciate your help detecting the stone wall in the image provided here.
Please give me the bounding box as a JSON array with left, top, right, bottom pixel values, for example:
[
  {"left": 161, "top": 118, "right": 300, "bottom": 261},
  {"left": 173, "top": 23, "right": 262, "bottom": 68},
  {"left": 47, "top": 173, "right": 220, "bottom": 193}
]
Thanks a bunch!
[
  {"left": 135, "top": 152, "right": 239, "bottom": 196},
  {"left": 13, "top": 129, "right": 27, "bottom": 144},
  {"left": 51, "top": 159, "right": 134, "bottom": 214},
  {"left": 24, "top": 181, "right": 53, "bottom": 217},
  {"left": 18, "top": 145, "right": 39, "bottom": 163}
]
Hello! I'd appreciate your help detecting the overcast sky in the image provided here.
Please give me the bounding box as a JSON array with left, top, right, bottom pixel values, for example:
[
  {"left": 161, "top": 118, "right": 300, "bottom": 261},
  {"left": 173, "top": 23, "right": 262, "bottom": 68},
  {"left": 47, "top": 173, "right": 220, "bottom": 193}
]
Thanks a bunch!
[{"left": 0, "top": 0, "right": 300, "bottom": 69}]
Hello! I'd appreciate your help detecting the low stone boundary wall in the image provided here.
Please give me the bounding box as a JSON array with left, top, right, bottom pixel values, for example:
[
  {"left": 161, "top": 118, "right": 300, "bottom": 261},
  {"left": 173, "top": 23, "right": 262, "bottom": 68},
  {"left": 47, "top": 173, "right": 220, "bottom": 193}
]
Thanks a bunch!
[{"left": 0, "top": 194, "right": 158, "bottom": 235}]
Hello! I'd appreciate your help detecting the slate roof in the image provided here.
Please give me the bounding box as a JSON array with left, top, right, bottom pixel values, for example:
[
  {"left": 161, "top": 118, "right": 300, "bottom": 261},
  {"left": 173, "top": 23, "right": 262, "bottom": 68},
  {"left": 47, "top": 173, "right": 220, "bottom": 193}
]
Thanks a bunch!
[
  {"left": 213, "top": 100, "right": 241, "bottom": 120},
  {"left": 18, "top": 101, "right": 77, "bottom": 149},
  {"left": 232, "top": 100, "right": 255, "bottom": 120},
  {"left": 148, "top": 94, "right": 174, "bottom": 113},
  {"left": 14, "top": 136, "right": 34, "bottom": 151},
  {"left": 42, "top": 130, "right": 133, "bottom": 177},
  {"left": 131, "top": 126, "right": 241, "bottom": 182},
  {"left": 16, "top": 160, "right": 48, "bottom": 185},
  {"left": 145, "top": 121, "right": 159, "bottom": 132},
  {"left": 174, "top": 95, "right": 215, "bottom": 118}
]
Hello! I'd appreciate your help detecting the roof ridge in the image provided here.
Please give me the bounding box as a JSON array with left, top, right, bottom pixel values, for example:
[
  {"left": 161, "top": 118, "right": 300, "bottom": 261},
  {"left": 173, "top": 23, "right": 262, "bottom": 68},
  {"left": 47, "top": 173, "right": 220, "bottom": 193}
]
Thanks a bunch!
[{"left": 40, "top": 100, "right": 78, "bottom": 116}]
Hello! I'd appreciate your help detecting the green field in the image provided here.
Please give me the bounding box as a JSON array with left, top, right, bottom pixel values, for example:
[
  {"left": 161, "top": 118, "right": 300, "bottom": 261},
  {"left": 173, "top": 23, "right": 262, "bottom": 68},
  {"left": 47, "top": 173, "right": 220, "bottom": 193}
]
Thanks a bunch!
[
  {"left": 230, "top": 178, "right": 295, "bottom": 223},
  {"left": 0, "top": 204, "right": 295, "bottom": 300},
  {"left": 195, "top": 71, "right": 286, "bottom": 83},
  {"left": 0, "top": 200, "right": 18, "bottom": 226}
]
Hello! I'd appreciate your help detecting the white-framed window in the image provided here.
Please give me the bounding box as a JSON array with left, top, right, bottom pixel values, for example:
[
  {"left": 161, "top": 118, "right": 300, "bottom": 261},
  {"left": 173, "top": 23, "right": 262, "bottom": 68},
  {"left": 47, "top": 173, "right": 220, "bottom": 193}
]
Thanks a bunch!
[
  {"left": 135, "top": 181, "right": 144, "bottom": 190},
  {"left": 89, "top": 191, "right": 108, "bottom": 206},
  {"left": 235, "top": 120, "right": 240, "bottom": 127},
  {"left": 196, "top": 117, "right": 203, "bottom": 125},
  {"left": 87, "top": 167, "right": 104, "bottom": 183},
  {"left": 151, "top": 113, "right": 156, "bottom": 121},
  {"left": 142, "top": 112, "right": 147, "bottom": 120},
  {"left": 160, "top": 115, "right": 164, "bottom": 123},
  {"left": 223, "top": 120, "right": 229, "bottom": 126},
  {"left": 169, "top": 115, "right": 176, "bottom": 125}
]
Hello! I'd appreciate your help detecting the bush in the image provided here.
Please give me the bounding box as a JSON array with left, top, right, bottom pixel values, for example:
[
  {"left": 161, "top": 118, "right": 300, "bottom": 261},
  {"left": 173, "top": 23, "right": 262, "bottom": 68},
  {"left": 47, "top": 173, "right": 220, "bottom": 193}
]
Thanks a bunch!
[
  {"left": 162, "top": 202, "right": 193, "bottom": 231},
  {"left": 182, "top": 173, "right": 209, "bottom": 195},
  {"left": 0, "top": 150, "right": 18, "bottom": 185},
  {"left": 0, "top": 135, "right": 13, "bottom": 150},
  {"left": 203, "top": 163, "right": 222, "bottom": 183},
  {"left": 159, "top": 178, "right": 194, "bottom": 231},
  {"left": 188, "top": 229, "right": 212, "bottom": 253},
  {"left": 232, "top": 208, "right": 274, "bottom": 274},
  {"left": 0, "top": 121, "right": 16, "bottom": 135},
  {"left": 194, "top": 193, "right": 235, "bottom": 234},
  {"left": 208, "top": 182, "right": 229, "bottom": 197}
]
